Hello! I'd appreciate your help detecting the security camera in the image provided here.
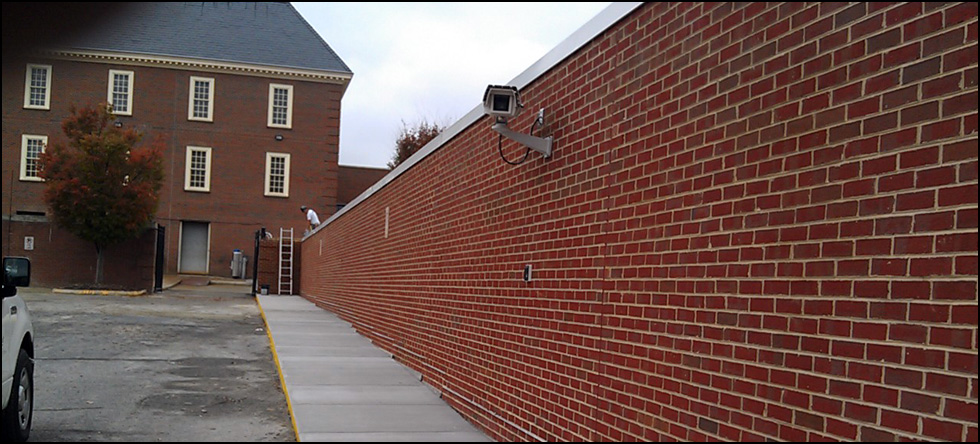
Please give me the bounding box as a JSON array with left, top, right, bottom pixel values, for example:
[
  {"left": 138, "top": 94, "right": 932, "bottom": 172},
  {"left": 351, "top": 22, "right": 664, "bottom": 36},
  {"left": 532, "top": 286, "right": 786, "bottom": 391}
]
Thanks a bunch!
[
  {"left": 483, "top": 85, "right": 523, "bottom": 121},
  {"left": 483, "top": 84, "right": 552, "bottom": 159}
]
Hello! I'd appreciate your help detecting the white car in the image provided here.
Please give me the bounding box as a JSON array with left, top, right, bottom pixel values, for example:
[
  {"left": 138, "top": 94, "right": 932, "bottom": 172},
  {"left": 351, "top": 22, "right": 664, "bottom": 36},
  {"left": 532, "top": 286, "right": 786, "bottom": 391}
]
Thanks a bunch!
[{"left": 2, "top": 257, "right": 33, "bottom": 442}]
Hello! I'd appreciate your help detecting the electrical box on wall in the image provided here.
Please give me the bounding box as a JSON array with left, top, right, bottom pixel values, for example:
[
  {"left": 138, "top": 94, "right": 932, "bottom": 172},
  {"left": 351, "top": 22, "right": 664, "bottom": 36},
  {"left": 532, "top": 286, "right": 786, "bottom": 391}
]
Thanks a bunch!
[{"left": 523, "top": 264, "right": 532, "bottom": 282}]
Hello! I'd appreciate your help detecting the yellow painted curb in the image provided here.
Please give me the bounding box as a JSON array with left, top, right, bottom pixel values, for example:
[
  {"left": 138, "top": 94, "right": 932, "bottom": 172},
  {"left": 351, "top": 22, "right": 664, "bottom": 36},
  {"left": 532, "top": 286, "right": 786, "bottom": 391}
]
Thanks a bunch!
[
  {"left": 53, "top": 288, "right": 147, "bottom": 297},
  {"left": 255, "top": 295, "right": 302, "bottom": 442}
]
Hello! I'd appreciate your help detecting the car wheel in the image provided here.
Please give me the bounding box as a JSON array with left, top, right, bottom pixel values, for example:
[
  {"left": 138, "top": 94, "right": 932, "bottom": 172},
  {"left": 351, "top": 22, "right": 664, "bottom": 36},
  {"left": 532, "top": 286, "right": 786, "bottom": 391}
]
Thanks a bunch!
[{"left": 1, "top": 348, "right": 33, "bottom": 442}]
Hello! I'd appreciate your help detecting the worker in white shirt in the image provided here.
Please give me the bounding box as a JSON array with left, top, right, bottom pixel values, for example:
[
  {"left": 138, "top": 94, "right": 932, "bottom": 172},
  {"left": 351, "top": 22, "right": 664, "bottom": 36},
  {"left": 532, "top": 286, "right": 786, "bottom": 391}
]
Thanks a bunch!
[{"left": 300, "top": 206, "right": 320, "bottom": 232}]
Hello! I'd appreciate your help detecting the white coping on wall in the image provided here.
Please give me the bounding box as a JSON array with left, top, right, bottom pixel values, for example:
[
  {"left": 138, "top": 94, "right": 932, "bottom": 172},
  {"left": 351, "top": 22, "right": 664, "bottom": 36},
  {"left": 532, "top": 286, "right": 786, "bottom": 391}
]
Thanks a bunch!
[{"left": 305, "top": 2, "right": 645, "bottom": 240}]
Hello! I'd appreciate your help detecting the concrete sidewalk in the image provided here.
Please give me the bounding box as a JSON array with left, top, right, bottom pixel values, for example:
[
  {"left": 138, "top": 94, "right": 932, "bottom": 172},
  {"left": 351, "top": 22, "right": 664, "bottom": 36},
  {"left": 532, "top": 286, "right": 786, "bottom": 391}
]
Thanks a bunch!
[{"left": 257, "top": 295, "right": 490, "bottom": 442}]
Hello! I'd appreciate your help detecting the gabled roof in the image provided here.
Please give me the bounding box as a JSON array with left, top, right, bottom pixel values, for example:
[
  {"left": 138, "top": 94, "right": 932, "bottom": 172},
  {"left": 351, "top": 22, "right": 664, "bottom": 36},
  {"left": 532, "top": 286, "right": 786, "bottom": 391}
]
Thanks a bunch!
[{"left": 56, "top": 2, "right": 351, "bottom": 76}]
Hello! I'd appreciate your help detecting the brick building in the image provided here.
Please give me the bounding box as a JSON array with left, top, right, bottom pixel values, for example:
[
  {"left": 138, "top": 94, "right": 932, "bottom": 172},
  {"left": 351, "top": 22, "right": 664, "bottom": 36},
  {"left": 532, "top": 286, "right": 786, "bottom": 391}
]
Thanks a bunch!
[
  {"left": 337, "top": 165, "right": 390, "bottom": 211},
  {"left": 2, "top": 3, "right": 350, "bottom": 288},
  {"left": 300, "top": 2, "right": 978, "bottom": 442}
]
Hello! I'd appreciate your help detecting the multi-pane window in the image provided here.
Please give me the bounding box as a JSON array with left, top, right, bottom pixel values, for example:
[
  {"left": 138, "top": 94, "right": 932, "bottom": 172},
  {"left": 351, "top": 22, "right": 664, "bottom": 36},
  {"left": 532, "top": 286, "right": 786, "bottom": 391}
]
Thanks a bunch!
[
  {"left": 184, "top": 146, "right": 212, "bottom": 192},
  {"left": 188, "top": 77, "right": 214, "bottom": 122},
  {"left": 264, "top": 152, "right": 290, "bottom": 197},
  {"left": 267, "top": 84, "right": 293, "bottom": 128},
  {"left": 108, "top": 69, "right": 134, "bottom": 115},
  {"left": 20, "top": 135, "right": 47, "bottom": 182},
  {"left": 24, "top": 64, "right": 52, "bottom": 110}
]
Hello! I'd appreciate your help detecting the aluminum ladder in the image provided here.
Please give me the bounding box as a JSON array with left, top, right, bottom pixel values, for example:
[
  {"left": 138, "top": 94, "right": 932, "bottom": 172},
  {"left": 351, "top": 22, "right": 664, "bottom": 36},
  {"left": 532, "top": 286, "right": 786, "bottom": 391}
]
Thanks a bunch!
[{"left": 278, "top": 227, "right": 293, "bottom": 295}]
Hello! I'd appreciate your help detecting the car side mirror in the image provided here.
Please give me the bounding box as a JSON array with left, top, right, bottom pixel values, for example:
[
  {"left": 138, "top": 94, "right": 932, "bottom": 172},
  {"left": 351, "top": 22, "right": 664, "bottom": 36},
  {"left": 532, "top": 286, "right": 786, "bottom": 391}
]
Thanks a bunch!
[{"left": 3, "top": 257, "right": 31, "bottom": 288}]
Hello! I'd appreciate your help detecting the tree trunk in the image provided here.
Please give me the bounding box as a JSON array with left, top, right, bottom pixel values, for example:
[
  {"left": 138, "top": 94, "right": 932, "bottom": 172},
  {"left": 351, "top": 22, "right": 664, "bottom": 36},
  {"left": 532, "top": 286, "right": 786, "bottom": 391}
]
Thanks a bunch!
[{"left": 95, "top": 244, "right": 105, "bottom": 285}]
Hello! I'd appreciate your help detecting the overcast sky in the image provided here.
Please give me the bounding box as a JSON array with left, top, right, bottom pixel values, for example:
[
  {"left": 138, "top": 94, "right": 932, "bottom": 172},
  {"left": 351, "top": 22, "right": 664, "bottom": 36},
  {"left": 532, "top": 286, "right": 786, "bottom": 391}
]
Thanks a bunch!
[{"left": 292, "top": 2, "right": 612, "bottom": 168}]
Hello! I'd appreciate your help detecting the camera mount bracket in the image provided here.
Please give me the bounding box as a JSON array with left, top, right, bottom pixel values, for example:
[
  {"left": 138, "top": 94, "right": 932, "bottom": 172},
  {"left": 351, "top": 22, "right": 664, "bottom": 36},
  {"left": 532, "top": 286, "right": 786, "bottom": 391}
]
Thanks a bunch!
[{"left": 492, "top": 108, "right": 553, "bottom": 158}]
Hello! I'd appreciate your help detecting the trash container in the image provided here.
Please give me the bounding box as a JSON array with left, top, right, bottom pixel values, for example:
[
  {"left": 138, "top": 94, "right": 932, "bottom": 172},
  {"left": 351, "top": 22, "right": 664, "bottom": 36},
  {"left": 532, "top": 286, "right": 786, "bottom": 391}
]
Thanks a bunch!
[{"left": 231, "top": 249, "right": 244, "bottom": 278}]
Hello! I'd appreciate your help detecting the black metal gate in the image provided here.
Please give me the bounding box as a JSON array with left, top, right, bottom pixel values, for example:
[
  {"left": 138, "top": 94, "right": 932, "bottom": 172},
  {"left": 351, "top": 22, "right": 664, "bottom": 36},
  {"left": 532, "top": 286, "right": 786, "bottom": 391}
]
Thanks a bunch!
[{"left": 153, "top": 224, "right": 165, "bottom": 292}]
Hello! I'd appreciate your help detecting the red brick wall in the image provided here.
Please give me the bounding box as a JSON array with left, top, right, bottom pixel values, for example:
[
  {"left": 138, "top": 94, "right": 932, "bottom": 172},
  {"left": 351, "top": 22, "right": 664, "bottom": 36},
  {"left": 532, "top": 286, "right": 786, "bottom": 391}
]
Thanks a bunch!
[
  {"left": 2, "top": 219, "right": 156, "bottom": 291},
  {"left": 2, "top": 56, "right": 342, "bottom": 278},
  {"left": 301, "top": 2, "right": 977, "bottom": 441},
  {"left": 337, "top": 165, "right": 390, "bottom": 207},
  {"left": 257, "top": 238, "right": 301, "bottom": 295}
]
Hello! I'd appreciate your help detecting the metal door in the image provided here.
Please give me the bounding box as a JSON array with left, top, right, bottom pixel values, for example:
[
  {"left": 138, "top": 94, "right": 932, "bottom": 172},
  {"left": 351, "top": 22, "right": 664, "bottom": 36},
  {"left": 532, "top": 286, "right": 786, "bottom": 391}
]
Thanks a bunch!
[{"left": 178, "top": 221, "right": 210, "bottom": 274}]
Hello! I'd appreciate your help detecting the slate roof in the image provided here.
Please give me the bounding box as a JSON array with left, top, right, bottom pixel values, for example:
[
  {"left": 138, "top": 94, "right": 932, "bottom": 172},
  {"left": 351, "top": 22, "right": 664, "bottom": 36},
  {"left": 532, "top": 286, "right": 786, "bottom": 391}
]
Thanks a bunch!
[{"left": 59, "top": 2, "right": 351, "bottom": 75}]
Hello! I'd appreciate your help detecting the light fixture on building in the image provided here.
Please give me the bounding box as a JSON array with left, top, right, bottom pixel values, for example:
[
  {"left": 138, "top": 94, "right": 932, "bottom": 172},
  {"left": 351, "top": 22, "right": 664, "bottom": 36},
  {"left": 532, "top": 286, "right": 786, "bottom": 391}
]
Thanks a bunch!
[{"left": 275, "top": 134, "right": 284, "bottom": 141}]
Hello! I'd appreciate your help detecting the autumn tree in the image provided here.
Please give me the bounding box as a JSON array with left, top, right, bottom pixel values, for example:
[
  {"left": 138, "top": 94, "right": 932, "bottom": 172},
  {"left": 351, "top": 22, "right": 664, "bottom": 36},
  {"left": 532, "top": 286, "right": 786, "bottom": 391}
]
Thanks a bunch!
[
  {"left": 39, "top": 103, "right": 164, "bottom": 285},
  {"left": 387, "top": 119, "right": 444, "bottom": 169}
]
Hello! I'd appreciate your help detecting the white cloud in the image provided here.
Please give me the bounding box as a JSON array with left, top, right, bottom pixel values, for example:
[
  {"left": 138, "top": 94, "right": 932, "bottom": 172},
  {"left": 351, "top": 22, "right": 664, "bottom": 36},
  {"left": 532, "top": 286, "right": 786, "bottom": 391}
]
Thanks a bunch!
[{"left": 293, "top": 2, "right": 612, "bottom": 167}]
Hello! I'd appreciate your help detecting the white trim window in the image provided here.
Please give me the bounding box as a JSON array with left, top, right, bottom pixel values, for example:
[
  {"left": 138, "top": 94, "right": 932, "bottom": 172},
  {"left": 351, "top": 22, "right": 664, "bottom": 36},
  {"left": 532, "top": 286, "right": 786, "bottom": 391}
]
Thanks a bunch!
[
  {"left": 264, "top": 152, "right": 291, "bottom": 197},
  {"left": 184, "top": 146, "right": 212, "bottom": 192},
  {"left": 267, "top": 84, "right": 293, "bottom": 128},
  {"left": 20, "top": 135, "right": 47, "bottom": 182},
  {"left": 24, "top": 64, "right": 52, "bottom": 110},
  {"left": 188, "top": 76, "right": 214, "bottom": 122},
  {"left": 108, "top": 69, "right": 134, "bottom": 115}
]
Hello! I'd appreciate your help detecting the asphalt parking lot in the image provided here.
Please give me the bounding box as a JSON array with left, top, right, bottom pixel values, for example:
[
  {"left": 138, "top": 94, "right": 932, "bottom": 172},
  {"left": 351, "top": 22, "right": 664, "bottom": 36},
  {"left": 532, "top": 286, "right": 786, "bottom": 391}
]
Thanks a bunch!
[{"left": 18, "top": 284, "right": 294, "bottom": 441}]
